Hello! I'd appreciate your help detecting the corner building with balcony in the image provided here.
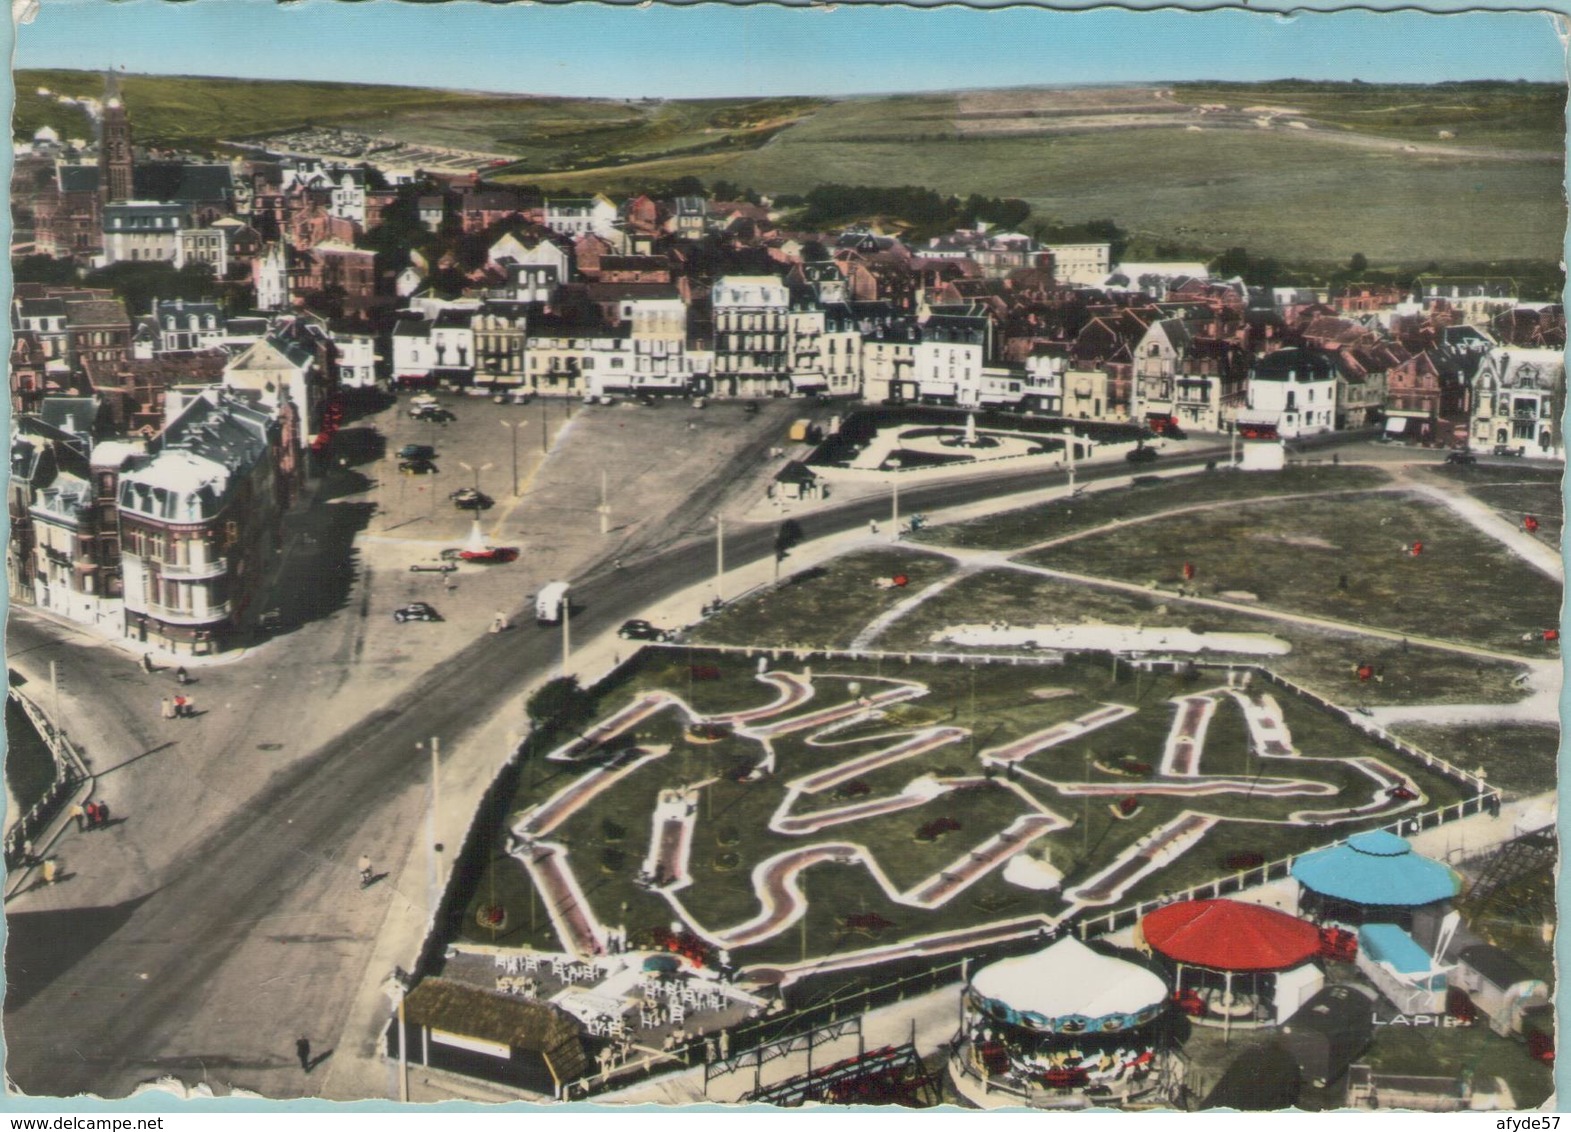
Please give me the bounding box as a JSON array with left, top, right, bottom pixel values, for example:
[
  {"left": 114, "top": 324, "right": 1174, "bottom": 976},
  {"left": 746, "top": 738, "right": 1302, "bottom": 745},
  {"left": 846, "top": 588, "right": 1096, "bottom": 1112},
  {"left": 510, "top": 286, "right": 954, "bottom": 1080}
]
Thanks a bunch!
[{"left": 117, "top": 389, "right": 280, "bottom": 654}]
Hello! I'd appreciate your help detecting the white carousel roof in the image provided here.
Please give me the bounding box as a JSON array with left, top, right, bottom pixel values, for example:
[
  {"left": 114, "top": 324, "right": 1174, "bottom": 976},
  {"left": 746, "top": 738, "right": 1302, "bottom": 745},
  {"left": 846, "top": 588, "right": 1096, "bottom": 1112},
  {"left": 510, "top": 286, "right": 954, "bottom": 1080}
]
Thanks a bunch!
[{"left": 971, "top": 937, "right": 1167, "bottom": 1021}]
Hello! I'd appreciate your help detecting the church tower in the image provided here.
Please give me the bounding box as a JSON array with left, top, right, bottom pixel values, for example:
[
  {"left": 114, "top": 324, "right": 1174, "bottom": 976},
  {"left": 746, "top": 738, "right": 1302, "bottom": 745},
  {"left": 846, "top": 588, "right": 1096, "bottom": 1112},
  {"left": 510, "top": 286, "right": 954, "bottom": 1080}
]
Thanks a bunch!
[{"left": 98, "top": 70, "right": 133, "bottom": 205}]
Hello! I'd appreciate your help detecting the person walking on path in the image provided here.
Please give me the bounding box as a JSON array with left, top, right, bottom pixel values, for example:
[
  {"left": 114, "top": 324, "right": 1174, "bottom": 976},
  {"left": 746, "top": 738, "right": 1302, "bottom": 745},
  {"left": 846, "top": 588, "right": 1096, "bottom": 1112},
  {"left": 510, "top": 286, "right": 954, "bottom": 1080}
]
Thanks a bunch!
[
  {"left": 175, "top": 666, "right": 189, "bottom": 686},
  {"left": 69, "top": 803, "right": 86, "bottom": 831},
  {"left": 93, "top": 801, "right": 111, "bottom": 828},
  {"left": 42, "top": 858, "right": 57, "bottom": 886},
  {"left": 141, "top": 653, "right": 153, "bottom": 674},
  {"left": 160, "top": 696, "right": 175, "bottom": 722},
  {"left": 296, "top": 1037, "right": 311, "bottom": 1072},
  {"left": 358, "top": 854, "right": 373, "bottom": 888}
]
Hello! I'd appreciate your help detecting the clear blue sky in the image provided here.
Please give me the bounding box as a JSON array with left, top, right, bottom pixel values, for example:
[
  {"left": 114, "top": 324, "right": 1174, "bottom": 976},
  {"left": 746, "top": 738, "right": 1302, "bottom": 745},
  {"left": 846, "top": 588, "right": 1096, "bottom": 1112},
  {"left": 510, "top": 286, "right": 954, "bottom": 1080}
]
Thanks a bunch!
[{"left": 13, "top": 1, "right": 1567, "bottom": 98}]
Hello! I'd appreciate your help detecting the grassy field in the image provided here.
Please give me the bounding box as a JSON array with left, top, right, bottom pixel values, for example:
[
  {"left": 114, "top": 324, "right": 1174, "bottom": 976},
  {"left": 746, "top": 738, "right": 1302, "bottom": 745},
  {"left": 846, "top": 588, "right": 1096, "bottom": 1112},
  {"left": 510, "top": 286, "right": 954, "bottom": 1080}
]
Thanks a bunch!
[
  {"left": 912, "top": 465, "right": 1393, "bottom": 552},
  {"left": 457, "top": 650, "right": 1476, "bottom": 968},
  {"left": 688, "top": 547, "right": 956, "bottom": 649},
  {"left": 528, "top": 110, "right": 1564, "bottom": 264},
  {"left": 1387, "top": 722, "right": 1559, "bottom": 797},
  {"left": 874, "top": 568, "right": 1535, "bottom": 708},
  {"left": 1173, "top": 80, "right": 1565, "bottom": 151},
  {"left": 1428, "top": 464, "right": 1565, "bottom": 550},
  {"left": 1022, "top": 492, "right": 1562, "bottom": 657}
]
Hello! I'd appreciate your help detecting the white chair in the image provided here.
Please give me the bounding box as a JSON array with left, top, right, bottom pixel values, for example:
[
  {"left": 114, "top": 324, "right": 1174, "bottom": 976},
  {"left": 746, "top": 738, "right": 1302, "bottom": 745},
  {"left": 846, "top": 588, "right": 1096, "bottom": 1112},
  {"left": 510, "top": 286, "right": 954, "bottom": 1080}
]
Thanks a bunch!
[
  {"left": 669, "top": 1003, "right": 685, "bottom": 1025},
  {"left": 523, "top": 954, "right": 540, "bottom": 973}
]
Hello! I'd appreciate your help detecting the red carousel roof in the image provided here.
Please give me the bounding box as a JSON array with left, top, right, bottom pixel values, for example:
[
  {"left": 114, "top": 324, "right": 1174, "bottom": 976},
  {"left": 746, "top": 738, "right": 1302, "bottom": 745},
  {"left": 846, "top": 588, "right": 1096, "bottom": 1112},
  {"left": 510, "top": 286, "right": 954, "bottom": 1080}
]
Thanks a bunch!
[{"left": 1140, "top": 899, "right": 1320, "bottom": 972}]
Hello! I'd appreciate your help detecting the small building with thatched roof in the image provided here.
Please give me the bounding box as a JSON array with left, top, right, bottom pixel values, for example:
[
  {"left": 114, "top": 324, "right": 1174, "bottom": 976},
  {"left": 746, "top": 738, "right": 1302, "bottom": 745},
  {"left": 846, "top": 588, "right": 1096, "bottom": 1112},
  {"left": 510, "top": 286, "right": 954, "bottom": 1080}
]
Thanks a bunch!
[{"left": 386, "top": 977, "right": 588, "bottom": 1096}]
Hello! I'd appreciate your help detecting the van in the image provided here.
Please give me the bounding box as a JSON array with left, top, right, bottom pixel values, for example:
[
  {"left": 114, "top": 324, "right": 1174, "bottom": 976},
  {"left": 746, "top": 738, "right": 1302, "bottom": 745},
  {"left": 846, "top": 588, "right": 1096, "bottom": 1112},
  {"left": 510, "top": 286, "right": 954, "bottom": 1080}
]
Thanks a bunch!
[
  {"left": 536, "top": 581, "right": 570, "bottom": 624},
  {"left": 788, "top": 418, "right": 812, "bottom": 443}
]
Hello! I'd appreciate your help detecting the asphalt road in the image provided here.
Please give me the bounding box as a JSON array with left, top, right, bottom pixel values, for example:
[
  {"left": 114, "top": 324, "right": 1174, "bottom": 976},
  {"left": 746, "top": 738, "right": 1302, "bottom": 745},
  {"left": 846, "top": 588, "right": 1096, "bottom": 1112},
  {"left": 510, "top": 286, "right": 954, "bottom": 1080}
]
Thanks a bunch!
[{"left": 6, "top": 441, "right": 1240, "bottom": 1097}]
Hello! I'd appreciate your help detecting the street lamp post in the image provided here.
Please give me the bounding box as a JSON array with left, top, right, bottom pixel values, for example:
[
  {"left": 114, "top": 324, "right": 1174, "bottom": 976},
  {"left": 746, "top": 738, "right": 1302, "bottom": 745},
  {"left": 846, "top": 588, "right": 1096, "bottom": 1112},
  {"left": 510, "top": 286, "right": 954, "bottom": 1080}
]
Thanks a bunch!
[
  {"left": 458, "top": 460, "right": 494, "bottom": 494},
  {"left": 888, "top": 458, "right": 901, "bottom": 540},
  {"left": 713, "top": 514, "right": 726, "bottom": 603},
  {"left": 499, "top": 420, "right": 522, "bottom": 496}
]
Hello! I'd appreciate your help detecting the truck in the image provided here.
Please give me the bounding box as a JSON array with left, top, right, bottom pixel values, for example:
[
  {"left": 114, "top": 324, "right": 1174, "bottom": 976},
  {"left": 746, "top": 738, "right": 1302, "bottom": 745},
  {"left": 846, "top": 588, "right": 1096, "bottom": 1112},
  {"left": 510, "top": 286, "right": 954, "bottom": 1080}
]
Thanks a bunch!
[
  {"left": 535, "top": 581, "right": 570, "bottom": 624},
  {"left": 788, "top": 419, "right": 822, "bottom": 443}
]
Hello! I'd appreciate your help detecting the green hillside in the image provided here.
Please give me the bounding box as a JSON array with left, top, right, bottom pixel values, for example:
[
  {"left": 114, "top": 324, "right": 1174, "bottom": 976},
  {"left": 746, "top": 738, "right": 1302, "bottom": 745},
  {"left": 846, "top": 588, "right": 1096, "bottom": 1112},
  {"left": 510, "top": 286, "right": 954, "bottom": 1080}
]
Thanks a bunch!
[
  {"left": 14, "top": 71, "right": 1564, "bottom": 269},
  {"left": 14, "top": 70, "right": 519, "bottom": 147}
]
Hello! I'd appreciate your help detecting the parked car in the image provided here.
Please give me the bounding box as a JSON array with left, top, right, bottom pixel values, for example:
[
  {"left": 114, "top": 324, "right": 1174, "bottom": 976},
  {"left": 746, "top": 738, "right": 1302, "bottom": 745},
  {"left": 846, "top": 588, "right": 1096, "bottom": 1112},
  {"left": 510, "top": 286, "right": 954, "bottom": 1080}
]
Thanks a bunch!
[
  {"left": 393, "top": 602, "right": 442, "bottom": 623},
  {"left": 411, "top": 406, "right": 455, "bottom": 423},
  {"left": 399, "top": 443, "right": 436, "bottom": 460},
  {"left": 1492, "top": 444, "right": 1525, "bottom": 458},
  {"left": 1445, "top": 450, "right": 1478, "bottom": 465},
  {"left": 618, "top": 619, "right": 669, "bottom": 641},
  {"left": 459, "top": 546, "right": 519, "bottom": 563},
  {"left": 399, "top": 458, "right": 436, "bottom": 475},
  {"left": 451, "top": 488, "right": 494, "bottom": 511},
  {"left": 1126, "top": 445, "right": 1159, "bottom": 464}
]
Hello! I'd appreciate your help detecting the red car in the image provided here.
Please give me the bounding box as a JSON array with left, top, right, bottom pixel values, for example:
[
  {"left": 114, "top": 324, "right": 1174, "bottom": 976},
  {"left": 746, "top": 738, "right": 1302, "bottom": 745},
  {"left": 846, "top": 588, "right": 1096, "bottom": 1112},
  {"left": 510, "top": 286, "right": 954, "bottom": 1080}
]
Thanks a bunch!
[{"left": 459, "top": 546, "right": 519, "bottom": 563}]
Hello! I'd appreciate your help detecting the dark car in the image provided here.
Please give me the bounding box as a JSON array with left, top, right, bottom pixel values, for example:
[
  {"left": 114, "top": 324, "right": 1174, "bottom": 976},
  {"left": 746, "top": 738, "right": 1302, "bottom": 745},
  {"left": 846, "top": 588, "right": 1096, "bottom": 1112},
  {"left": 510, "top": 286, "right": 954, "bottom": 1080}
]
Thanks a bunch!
[
  {"left": 393, "top": 602, "right": 442, "bottom": 623},
  {"left": 400, "top": 443, "right": 436, "bottom": 460},
  {"left": 1445, "top": 450, "right": 1477, "bottom": 466},
  {"left": 1126, "top": 445, "right": 1159, "bottom": 464},
  {"left": 412, "top": 406, "right": 455, "bottom": 423},
  {"left": 618, "top": 619, "right": 669, "bottom": 641},
  {"left": 399, "top": 458, "right": 437, "bottom": 475},
  {"left": 1492, "top": 444, "right": 1524, "bottom": 458},
  {"left": 452, "top": 489, "right": 494, "bottom": 511}
]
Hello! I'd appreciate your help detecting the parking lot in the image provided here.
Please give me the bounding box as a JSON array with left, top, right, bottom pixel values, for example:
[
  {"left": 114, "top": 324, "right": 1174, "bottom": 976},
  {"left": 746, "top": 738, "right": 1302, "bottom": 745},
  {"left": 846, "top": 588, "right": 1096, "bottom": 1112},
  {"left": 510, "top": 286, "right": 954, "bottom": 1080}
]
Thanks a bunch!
[{"left": 316, "top": 391, "right": 808, "bottom": 675}]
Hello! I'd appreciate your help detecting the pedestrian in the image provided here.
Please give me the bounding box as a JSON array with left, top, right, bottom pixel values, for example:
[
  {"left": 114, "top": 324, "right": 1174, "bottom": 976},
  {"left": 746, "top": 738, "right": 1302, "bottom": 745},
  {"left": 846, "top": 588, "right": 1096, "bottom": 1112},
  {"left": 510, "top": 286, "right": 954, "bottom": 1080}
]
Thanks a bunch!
[
  {"left": 358, "top": 854, "right": 373, "bottom": 887},
  {"left": 175, "top": 666, "right": 189, "bottom": 686},
  {"left": 84, "top": 802, "right": 99, "bottom": 829},
  {"left": 42, "top": 858, "right": 57, "bottom": 886},
  {"left": 70, "top": 802, "right": 86, "bottom": 831},
  {"left": 869, "top": 519, "right": 879, "bottom": 535},
  {"left": 96, "top": 801, "right": 111, "bottom": 827},
  {"left": 296, "top": 1036, "right": 311, "bottom": 1072},
  {"left": 160, "top": 696, "right": 175, "bottom": 721},
  {"left": 141, "top": 652, "right": 153, "bottom": 674},
  {"left": 173, "top": 695, "right": 188, "bottom": 719},
  {"left": 21, "top": 839, "right": 35, "bottom": 866}
]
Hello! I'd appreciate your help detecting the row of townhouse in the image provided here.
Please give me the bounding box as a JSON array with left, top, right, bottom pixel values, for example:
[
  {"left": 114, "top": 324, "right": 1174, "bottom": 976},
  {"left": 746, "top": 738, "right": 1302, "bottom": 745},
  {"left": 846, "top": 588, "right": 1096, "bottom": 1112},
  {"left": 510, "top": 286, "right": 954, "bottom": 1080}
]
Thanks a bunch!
[{"left": 9, "top": 304, "right": 370, "bottom": 652}]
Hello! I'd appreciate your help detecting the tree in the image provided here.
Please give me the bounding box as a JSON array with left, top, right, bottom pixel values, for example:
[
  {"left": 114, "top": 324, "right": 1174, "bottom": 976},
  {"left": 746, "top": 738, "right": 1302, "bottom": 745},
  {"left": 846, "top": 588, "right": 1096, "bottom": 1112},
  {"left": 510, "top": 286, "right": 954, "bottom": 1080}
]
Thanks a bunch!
[
  {"left": 1348, "top": 252, "right": 1369, "bottom": 275},
  {"left": 526, "top": 676, "right": 597, "bottom": 735},
  {"left": 1214, "top": 247, "right": 1251, "bottom": 278}
]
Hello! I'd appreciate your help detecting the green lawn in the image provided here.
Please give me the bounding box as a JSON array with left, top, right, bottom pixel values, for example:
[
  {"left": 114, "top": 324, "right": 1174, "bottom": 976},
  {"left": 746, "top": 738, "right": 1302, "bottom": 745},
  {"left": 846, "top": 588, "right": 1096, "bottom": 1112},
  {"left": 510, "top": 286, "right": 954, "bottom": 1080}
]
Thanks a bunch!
[
  {"left": 1387, "top": 723, "right": 1560, "bottom": 797},
  {"left": 912, "top": 465, "right": 1393, "bottom": 551},
  {"left": 875, "top": 568, "right": 1535, "bottom": 707},
  {"left": 688, "top": 547, "right": 957, "bottom": 649},
  {"left": 1021, "top": 491, "right": 1561, "bottom": 657},
  {"left": 1427, "top": 464, "right": 1565, "bottom": 551},
  {"left": 456, "top": 651, "right": 1479, "bottom": 966}
]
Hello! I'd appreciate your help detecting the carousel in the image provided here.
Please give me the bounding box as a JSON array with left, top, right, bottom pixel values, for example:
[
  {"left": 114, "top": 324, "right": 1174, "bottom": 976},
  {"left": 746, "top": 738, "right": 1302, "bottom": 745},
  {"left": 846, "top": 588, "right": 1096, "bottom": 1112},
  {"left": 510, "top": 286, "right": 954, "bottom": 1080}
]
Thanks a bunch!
[
  {"left": 1139, "top": 899, "right": 1324, "bottom": 1030},
  {"left": 1289, "top": 830, "right": 1461, "bottom": 931},
  {"left": 950, "top": 936, "right": 1171, "bottom": 1108}
]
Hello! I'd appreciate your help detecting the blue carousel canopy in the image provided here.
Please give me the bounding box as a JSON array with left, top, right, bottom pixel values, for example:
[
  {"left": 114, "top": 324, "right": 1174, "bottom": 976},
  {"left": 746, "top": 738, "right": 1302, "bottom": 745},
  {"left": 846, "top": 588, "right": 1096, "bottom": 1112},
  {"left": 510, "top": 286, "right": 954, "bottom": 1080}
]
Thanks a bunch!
[{"left": 1291, "top": 831, "right": 1460, "bottom": 907}]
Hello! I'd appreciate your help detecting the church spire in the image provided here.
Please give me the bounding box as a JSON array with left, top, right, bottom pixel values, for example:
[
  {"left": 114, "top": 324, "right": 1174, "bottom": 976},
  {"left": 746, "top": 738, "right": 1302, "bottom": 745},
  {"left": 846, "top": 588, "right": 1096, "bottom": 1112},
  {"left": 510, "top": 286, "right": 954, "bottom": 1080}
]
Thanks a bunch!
[{"left": 99, "top": 66, "right": 133, "bottom": 205}]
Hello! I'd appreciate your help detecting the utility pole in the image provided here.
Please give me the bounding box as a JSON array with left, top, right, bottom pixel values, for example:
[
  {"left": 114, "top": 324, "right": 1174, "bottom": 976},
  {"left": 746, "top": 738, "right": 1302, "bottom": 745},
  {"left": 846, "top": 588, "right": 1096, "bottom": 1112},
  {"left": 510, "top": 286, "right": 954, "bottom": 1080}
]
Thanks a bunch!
[
  {"left": 50, "top": 661, "right": 59, "bottom": 729},
  {"left": 562, "top": 597, "right": 571, "bottom": 669},
  {"left": 500, "top": 420, "right": 521, "bottom": 496},
  {"left": 541, "top": 398, "right": 549, "bottom": 453},
  {"left": 888, "top": 458, "right": 901, "bottom": 539},
  {"left": 714, "top": 514, "right": 725, "bottom": 603},
  {"left": 599, "top": 469, "right": 609, "bottom": 535},
  {"left": 1067, "top": 432, "right": 1077, "bottom": 492}
]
